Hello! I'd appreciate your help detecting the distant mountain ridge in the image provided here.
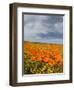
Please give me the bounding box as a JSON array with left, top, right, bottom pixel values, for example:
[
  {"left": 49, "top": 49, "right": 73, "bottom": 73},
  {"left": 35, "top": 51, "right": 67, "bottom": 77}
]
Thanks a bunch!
[{"left": 24, "top": 41, "right": 63, "bottom": 45}]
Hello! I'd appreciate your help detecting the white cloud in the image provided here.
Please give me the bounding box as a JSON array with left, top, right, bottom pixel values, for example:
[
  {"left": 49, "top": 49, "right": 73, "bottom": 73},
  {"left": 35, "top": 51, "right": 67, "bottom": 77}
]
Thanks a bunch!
[{"left": 24, "top": 14, "right": 63, "bottom": 44}]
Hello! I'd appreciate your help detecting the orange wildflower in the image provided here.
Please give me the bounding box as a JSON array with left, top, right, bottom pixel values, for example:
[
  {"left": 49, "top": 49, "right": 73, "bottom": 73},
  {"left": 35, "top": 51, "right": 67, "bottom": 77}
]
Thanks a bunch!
[{"left": 31, "top": 57, "right": 36, "bottom": 61}]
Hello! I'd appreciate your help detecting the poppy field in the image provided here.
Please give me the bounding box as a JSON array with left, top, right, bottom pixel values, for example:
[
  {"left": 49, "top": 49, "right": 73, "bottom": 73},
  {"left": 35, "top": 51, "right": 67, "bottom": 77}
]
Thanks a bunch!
[{"left": 24, "top": 41, "right": 63, "bottom": 74}]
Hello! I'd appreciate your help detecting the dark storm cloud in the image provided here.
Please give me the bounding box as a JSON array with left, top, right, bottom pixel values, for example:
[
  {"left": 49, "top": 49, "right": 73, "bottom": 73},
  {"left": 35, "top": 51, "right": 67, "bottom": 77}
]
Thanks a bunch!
[{"left": 37, "top": 31, "right": 63, "bottom": 39}]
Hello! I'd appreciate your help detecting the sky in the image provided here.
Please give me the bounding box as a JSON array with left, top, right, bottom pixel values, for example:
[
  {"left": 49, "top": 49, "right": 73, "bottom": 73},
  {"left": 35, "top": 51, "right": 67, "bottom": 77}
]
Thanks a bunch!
[{"left": 23, "top": 14, "right": 64, "bottom": 44}]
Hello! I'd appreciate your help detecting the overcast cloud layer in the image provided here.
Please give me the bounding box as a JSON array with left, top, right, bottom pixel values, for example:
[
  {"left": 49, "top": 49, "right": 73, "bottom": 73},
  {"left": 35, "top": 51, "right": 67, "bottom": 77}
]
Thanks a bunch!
[{"left": 24, "top": 14, "right": 63, "bottom": 44}]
